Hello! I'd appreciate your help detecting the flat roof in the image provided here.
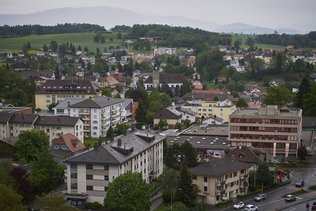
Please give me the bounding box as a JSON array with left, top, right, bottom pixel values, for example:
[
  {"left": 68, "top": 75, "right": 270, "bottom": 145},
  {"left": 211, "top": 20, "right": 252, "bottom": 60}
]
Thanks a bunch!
[
  {"left": 181, "top": 124, "right": 228, "bottom": 137},
  {"left": 230, "top": 108, "right": 302, "bottom": 119}
]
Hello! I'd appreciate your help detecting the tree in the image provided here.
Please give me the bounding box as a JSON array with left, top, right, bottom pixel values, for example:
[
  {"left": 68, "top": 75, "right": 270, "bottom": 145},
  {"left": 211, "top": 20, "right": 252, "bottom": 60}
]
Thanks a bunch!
[
  {"left": 15, "top": 130, "right": 49, "bottom": 163},
  {"left": 174, "top": 165, "right": 198, "bottom": 207},
  {"left": 245, "top": 37, "right": 255, "bottom": 49},
  {"left": 6, "top": 88, "right": 28, "bottom": 106},
  {"left": 35, "top": 192, "right": 78, "bottom": 211},
  {"left": 236, "top": 98, "right": 248, "bottom": 108},
  {"left": 162, "top": 168, "right": 179, "bottom": 207},
  {"left": 106, "top": 126, "right": 114, "bottom": 139},
  {"left": 115, "top": 123, "right": 130, "bottom": 136},
  {"left": 297, "top": 145, "right": 308, "bottom": 161},
  {"left": 256, "top": 162, "right": 273, "bottom": 186},
  {"left": 263, "top": 86, "right": 291, "bottom": 107},
  {"left": 101, "top": 86, "right": 112, "bottom": 96},
  {"left": 9, "top": 167, "right": 33, "bottom": 202},
  {"left": 234, "top": 39, "right": 242, "bottom": 53},
  {"left": 295, "top": 76, "right": 311, "bottom": 108},
  {"left": 302, "top": 83, "right": 316, "bottom": 116},
  {"left": 135, "top": 99, "right": 147, "bottom": 127},
  {"left": 28, "top": 152, "right": 64, "bottom": 194},
  {"left": 0, "top": 184, "right": 25, "bottom": 211},
  {"left": 105, "top": 172, "right": 151, "bottom": 211},
  {"left": 50, "top": 41, "right": 58, "bottom": 52},
  {"left": 47, "top": 102, "right": 58, "bottom": 111},
  {"left": 158, "top": 119, "right": 168, "bottom": 129}
]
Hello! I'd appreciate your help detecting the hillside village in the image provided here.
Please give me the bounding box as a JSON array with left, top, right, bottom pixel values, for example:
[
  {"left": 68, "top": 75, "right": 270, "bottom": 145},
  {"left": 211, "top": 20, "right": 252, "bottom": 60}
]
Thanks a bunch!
[{"left": 1, "top": 24, "right": 316, "bottom": 210}]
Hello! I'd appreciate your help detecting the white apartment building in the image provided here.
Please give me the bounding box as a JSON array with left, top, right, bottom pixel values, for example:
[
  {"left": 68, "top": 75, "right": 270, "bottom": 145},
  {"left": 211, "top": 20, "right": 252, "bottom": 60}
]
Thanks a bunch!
[
  {"left": 64, "top": 131, "right": 165, "bottom": 205},
  {"left": 54, "top": 96, "right": 124, "bottom": 138}
]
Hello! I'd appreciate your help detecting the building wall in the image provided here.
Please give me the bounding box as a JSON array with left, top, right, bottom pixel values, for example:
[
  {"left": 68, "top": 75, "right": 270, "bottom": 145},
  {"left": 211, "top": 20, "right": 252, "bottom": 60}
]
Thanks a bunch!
[
  {"left": 9, "top": 123, "right": 34, "bottom": 137},
  {"left": 192, "top": 169, "right": 249, "bottom": 205},
  {"left": 197, "top": 102, "right": 236, "bottom": 123},
  {"left": 229, "top": 108, "right": 302, "bottom": 159},
  {"left": 153, "top": 118, "right": 181, "bottom": 128},
  {"left": 0, "top": 123, "right": 9, "bottom": 140}
]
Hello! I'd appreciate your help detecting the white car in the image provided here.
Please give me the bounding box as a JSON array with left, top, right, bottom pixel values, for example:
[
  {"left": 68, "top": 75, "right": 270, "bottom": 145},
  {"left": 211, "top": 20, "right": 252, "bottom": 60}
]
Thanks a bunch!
[
  {"left": 233, "top": 201, "right": 245, "bottom": 209},
  {"left": 244, "top": 204, "right": 258, "bottom": 211}
]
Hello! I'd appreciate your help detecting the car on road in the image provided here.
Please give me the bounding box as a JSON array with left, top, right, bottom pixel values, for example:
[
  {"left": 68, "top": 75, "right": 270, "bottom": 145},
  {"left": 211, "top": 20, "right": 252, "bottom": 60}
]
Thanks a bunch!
[
  {"left": 295, "top": 180, "right": 304, "bottom": 187},
  {"left": 254, "top": 193, "right": 267, "bottom": 202},
  {"left": 244, "top": 204, "right": 258, "bottom": 211},
  {"left": 233, "top": 201, "right": 245, "bottom": 209},
  {"left": 284, "top": 194, "right": 296, "bottom": 202}
]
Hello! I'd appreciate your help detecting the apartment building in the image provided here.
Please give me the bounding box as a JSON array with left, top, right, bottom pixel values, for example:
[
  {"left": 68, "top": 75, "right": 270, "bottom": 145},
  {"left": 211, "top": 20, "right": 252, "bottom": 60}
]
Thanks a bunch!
[
  {"left": 0, "top": 112, "right": 83, "bottom": 144},
  {"left": 229, "top": 106, "right": 302, "bottom": 160},
  {"left": 54, "top": 96, "right": 124, "bottom": 138},
  {"left": 182, "top": 99, "right": 236, "bottom": 123},
  {"left": 35, "top": 79, "right": 100, "bottom": 110},
  {"left": 64, "top": 131, "right": 165, "bottom": 205},
  {"left": 190, "top": 158, "right": 252, "bottom": 205}
]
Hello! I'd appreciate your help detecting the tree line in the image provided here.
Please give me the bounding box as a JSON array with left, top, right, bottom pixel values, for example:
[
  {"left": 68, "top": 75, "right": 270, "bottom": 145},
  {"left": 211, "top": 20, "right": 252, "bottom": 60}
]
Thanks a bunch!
[
  {"left": 126, "top": 24, "right": 232, "bottom": 48},
  {"left": 0, "top": 23, "right": 105, "bottom": 37},
  {"left": 255, "top": 31, "right": 316, "bottom": 48}
]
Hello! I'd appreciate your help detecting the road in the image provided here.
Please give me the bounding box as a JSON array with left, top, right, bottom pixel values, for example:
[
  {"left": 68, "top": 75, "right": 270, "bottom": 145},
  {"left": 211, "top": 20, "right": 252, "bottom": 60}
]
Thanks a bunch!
[{"left": 220, "top": 166, "right": 316, "bottom": 211}]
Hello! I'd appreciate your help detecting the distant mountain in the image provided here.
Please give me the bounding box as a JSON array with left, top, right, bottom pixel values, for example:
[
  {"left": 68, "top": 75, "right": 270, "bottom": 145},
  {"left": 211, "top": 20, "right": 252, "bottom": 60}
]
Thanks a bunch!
[
  {"left": 0, "top": 7, "right": 301, "bottom": 34},
  {"left": 0, "top": 7, "right": 220, "bottom": 31},
  {"left": 214, "top": 22, "right": 298, "bottom": 34}
]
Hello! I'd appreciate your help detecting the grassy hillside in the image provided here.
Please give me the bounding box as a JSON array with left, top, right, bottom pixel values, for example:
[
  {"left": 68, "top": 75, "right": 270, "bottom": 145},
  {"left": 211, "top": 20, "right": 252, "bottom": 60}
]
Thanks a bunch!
[
  {"left": 0, "top": 32, "right": 124, "bottom": 53},
  {"left": 232, "top": 34, "right": 285, "bottom": 50}
]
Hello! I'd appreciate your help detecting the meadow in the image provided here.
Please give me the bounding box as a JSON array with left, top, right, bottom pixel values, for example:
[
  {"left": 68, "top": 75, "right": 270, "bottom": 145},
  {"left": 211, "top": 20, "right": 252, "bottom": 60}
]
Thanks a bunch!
[{"left": 0, "top": 32, "right": 124, "bottom": 53}]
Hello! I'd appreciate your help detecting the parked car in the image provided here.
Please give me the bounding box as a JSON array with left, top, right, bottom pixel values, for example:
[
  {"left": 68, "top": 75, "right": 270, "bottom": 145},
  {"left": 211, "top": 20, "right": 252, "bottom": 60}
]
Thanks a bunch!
[
  {"left": 244, "top": 204, "right": 258, "bottom": 211},
  {"left": 254, "top": 193, "right": 267, "bottom": 202},
  {"left": 233, "top": 201, "right": 245, "bottom": 209},
  {"left": 284, "top": 194, "right": 296, "bottom": 202},
  {"left": 295, "top": 180, "right": 304, "bottom": 187}
]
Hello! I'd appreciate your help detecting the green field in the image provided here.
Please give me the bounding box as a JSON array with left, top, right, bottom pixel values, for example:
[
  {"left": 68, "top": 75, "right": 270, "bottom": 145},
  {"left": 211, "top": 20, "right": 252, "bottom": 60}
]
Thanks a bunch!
[
  {"left": 232, "top": 34, "right": 285, "bottom": 50},
  {"left": 0, "top": 32, "right": 124, "bottom": 53}
]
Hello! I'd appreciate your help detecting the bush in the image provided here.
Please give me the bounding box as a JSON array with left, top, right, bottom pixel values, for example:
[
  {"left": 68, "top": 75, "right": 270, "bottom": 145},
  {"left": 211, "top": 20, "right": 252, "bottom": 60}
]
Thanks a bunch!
[
  {"left": 85, "top": 202, "right": 103, "bottom": 209},
  {"left": 309, "top": 185, "right": 316, "bottom": 191},
  {"left": 216, "top": 199, "right": 233, "bottom": 207}
]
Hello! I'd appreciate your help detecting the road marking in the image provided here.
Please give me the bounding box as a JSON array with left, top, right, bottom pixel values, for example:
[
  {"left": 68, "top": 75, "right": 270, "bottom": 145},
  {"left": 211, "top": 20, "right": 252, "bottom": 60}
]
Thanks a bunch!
[{"left": 296, "top": 197, "right": 302, "bottom": 200}]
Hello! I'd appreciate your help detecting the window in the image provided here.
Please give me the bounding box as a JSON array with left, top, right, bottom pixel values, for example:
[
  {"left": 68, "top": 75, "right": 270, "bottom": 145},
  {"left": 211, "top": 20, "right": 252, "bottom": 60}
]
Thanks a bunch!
[
  {"left": 104, "top": 175, "right": 109, "bottom": 181},
  {"left": 204, "top": 186, "right": 208, "bottom": 192},
  {"left": 192, "top": 175, "right": 197, "bottom": 180},
  {"left": 86, "top": 164, "right": 93, "bottom": 169},
  {"left": 71, "top": 183, "right": 77, "bottom": 189},
  {"left": 71, "top": 173, "right": 77, "bottom": 179},
  {"left": 104, "top": 186, "right": 108, "bottom": 191},
  {"left": 234, "top": 172, "right": 237, "bottom": 177},
  {"left": 104, "top": 165, "right": 109, "bottom": 170},
  {"left": 86, "top": 175, "right": 93, "bottom": 180},
  {"left": 204, "top": 177, "right": 207, "bottom": 182},
  {"left": 87, "top": 185, "right": 93, "bottom": 191},
  {"left": 70, "top": 164, "right": 77, "bottom": 170}
]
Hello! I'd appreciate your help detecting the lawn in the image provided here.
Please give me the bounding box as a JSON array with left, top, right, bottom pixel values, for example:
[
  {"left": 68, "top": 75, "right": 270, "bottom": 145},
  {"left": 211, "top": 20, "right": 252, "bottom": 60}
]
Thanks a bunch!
[
  {"left": 232, "top": 34, "right": 285, "bottom": 50},
  {"left": 0, "top": 32, "right": 125, "bottom": 53}
]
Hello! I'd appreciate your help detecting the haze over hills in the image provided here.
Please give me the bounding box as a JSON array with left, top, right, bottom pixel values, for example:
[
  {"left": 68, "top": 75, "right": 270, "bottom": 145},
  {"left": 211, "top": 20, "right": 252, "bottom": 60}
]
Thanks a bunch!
[{"left": 0, "top": 7, "right": 304, "bottom": 34}]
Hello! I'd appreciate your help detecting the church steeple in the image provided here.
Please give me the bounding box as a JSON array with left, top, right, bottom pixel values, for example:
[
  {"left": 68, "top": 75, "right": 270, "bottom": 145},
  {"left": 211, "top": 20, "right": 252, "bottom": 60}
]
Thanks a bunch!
[{"left": 152, "top": 57, "right": 160, "bottom": 88}]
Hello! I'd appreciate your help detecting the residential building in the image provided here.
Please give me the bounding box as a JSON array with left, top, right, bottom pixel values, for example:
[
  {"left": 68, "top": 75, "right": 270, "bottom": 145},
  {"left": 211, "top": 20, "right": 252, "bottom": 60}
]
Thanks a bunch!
[
  {"left": 144, "top": 73, "right": 186, "bottom": 90},
  {"left": 35, "top": 79, "right": 100, "bottom": 110},
  {"left": 197, "top": 101, "right": 237, "bottom": 123},
  {"left": 34, "top": 116, "right": 84, "bottom": 144},
  {"left": 50, "top": 133, "right": 86, "bottom": 163},
  {"left": 153, "top": 108, "right": 182, "bottom": 128},
  {"left": 229, "top": 106, "right": 302, "bottom": 160},
  {"left": 189, "top": 158, "right": 252, "bottom": 205},
  {"left": 64, "top": 131, "right": 165, "bottom": 205},
  {"left": 54, "top": 96, "right": 124, "bottom": 138},
  {"left": 154, "top": 47, "right": 176, "bottom": 56}
]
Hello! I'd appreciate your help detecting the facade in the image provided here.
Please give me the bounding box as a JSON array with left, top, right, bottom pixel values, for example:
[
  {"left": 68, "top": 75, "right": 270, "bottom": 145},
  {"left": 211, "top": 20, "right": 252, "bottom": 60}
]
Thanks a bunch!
[
  {"left": 0, "top": 112, "right": 83, "bottom": 144},
  {"left": 189, "top": 158, "right": 252, "bottom": 205},
  {"left": 197, "top": 101, "right": 236, "bottom": 123},
  {"left": 64, "top": 131, "right": 165, "bottom": 205},
  {"left": 54, "top": 96, "right": 124, "bottom": 138},
  {"left": 153, "top": 108, "right": 182, "bottom": 128},
  {"left": 229, "top": 106, "right": 302, "bottom": 160},
  {"left": 35, "top": 79, "right": 100, "bottom": 110},
  {"left": 144, "top": 73, "right": 185, "bottom": 90},
  {"left": 153, "top": 47, "right": 177, "bottom": 56}
]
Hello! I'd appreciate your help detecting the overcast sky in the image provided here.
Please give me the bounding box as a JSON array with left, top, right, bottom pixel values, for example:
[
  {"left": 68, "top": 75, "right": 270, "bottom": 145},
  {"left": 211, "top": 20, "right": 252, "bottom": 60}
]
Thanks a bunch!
[{"left": 1, "top": 0, "right": 315, "bottom": 29}]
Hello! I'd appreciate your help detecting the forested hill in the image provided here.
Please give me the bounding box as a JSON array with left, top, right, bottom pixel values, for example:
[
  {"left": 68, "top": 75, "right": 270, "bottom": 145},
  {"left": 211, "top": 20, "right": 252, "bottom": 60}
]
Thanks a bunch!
[
  {"left": 126, "top": 24, "right": 232, "bottom": 47},
  {"left": 255, "top": 31, "right": 316, "bottom": 48},
  {"left": 0, "top": 23, "right": 105, "bottom": 37}
]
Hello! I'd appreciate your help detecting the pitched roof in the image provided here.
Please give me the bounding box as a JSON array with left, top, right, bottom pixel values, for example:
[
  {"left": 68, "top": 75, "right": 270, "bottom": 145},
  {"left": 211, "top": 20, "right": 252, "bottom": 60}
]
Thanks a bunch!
[
  {"left": 225, "top": 146, "right": 262, "bottom": 164},
  {"left": 189, "top": 158, "right": 252, "bottom": 177},
  {"left": 0, "top": 112, "right": 13, "bottom": 123},
  {"left": 36, "top": 79, "right": 99, "bottom": 94},
  {"left": 0, "top": 136, "right": 18, "bottom": 147},
  {"left": 69, "top": 96, "right": 123, "bottom": 108},
  {"left": 65, "top": 131, "right": 166, "bottom": 165},
  {"left": 144, "top": 74, "right": 185, "bottom": 84},
  {"left": 69, "top": 99, "right": 101, "bottom": 108},
  {"left": 35, "top": 116, "right": 80, "bottom": 126},
  {"left": 51, "top": 133, "right": 85, "bottom": 153},
  {"left": 153, "top": 108, "right": 182, "bottom": 120},
  {"left": 10, "top": 113, "right": 38, "bottom": 124}
]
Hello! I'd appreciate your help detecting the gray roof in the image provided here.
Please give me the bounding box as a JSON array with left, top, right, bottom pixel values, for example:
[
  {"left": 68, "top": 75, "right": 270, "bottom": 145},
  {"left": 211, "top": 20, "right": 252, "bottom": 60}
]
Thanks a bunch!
[
  {"left": 35, "top": 116, "right": 80, "bottom": 126},
  {"left": 0, "top": 112, "right": 13, "bottom": 123},
  {"left": 225, "top": 146, "right": 262, "bottom": 164},
  {"left": 69, "top": 96, "right": 123, "bottom": 108},
  {"left": 0, "top": 136, "right": 18, "bottom": 147},
  {"left": 302, "top": 116, "right": 316, "bottom": 128},
  {"left": 65, "top": 131, "right": 166, "bottom": 165},
  {"left": 181, "top": 124, "right": 228, "bottom": 137},
  {"left": 10, "top": 113, "right": 38, "bottom": 124},
  {"left": 55, "top": 98, "right": 85, "bottom": 109},
  {"left": 230, "top": 107, "right": 302, "bottom": 119},
  {"left": 189, "top": 158, "right": 252, "bottom": 177}
]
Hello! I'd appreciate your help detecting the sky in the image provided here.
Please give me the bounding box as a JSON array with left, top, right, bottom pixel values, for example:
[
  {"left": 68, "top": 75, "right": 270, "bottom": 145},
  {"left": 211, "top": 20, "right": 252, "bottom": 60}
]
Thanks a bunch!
[{"left": 0, "top": 0, "right": 315, "bottom": 30}]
